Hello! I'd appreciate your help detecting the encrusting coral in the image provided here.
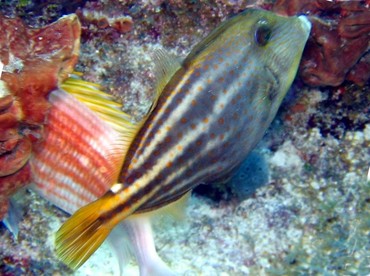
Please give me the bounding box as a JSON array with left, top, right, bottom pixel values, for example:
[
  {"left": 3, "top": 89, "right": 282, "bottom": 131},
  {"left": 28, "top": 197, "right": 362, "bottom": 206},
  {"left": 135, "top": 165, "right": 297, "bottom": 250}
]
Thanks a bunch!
[
  {"left": 0, "top": 14, "right": 81, "bottom": 219},
  {"left": 273, "top": 0, "right": 370, "bottom": 87}
]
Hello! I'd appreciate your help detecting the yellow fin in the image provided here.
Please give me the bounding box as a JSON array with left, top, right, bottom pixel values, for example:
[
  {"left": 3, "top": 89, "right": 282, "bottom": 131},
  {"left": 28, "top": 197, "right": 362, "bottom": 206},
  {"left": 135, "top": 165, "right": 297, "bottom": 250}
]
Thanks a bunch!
[
  {"left": 60, "top": 77, "right": 136, "bottom": 132},
  {"left": 55, "top": 198, "right": 110, "bottom": 269},
  {"left": 55, "top": 190, "right": 133, "bottom": 270},
  {"left": 150, "top": 48, "right": 181, "bottom": 114}
]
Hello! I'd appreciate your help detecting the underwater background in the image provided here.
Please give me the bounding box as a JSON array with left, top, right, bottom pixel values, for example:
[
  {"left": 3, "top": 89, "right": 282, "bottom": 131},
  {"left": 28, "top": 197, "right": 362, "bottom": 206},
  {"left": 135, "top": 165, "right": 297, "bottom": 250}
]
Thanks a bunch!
[{"left": 0, "top": 0, "right": 369, "bottom": 275}]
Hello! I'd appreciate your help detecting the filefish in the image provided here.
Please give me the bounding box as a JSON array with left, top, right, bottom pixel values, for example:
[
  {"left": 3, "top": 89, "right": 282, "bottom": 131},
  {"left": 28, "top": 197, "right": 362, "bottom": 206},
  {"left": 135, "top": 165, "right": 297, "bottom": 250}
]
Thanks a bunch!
[{"left": 49, "top": 9, "right": 311, "bottom": 270}]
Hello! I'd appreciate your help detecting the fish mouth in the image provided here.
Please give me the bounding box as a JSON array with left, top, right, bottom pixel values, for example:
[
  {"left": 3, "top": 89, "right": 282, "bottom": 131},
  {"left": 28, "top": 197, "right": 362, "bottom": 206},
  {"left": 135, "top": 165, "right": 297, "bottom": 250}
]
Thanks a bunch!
[{"left": 298, "top": 15, "right": 312, "bottom": 35}]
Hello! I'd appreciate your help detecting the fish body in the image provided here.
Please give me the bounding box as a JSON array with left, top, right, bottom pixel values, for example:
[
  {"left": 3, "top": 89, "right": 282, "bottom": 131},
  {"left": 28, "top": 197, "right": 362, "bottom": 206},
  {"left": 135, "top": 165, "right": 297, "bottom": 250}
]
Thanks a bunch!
[{"left": 55, "top": 9, "right": 312, "bottom": 269}]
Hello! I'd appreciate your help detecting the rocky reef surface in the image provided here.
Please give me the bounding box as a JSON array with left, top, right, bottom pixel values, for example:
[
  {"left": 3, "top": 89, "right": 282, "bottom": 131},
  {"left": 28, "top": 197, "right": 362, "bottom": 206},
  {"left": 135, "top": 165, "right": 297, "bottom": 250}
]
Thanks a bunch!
[{"left": 0, "top": 1, "right": 369, "bottom": 275}]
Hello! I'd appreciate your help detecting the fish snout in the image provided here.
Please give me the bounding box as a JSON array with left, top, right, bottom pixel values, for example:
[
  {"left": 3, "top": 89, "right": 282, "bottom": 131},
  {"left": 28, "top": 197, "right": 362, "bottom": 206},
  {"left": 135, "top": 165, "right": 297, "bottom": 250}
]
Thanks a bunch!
[{"left": 298, "top": 15, "right": 312, "bottom": 35}]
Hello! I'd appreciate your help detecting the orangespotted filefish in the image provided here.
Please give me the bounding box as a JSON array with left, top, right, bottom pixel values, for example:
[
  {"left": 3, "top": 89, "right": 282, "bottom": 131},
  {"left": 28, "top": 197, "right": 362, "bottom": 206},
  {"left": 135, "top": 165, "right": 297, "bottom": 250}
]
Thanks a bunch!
[{"left": 46, "top": 9, "right": 311, "bottom": 270}]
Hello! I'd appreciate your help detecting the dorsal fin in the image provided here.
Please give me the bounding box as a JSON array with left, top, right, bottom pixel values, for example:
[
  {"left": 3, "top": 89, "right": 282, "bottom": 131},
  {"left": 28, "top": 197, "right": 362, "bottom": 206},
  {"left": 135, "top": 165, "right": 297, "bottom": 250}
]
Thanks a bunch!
[
  {"left": 183, "top": 12, "right": 243, "bottom": 67},
  {"left": 150, "top": 48, "right": 181, "bottom": 114},
  {"left": 60, "top": 76, "right": 138, "bottom": 134}
]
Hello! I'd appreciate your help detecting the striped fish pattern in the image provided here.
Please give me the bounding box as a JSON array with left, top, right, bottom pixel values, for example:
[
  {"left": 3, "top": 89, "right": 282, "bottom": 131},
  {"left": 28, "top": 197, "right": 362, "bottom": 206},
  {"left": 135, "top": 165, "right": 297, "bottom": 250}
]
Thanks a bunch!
[
  {"left": 55, "top": 9, "right": 312, "bottom": 269},
  {"left": 31, "top": 88, "right": 124, "bottom": 213}
]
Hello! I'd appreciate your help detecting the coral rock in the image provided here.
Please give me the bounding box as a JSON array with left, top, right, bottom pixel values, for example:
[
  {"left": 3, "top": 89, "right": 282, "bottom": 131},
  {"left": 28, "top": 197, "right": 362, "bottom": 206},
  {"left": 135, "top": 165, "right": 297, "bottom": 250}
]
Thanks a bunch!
[
  {"left": 0, "top": 14, "right": 81, "bottom": 219},
  {"left": 273, "top": 0, "right": 370, "bottom": 87}
]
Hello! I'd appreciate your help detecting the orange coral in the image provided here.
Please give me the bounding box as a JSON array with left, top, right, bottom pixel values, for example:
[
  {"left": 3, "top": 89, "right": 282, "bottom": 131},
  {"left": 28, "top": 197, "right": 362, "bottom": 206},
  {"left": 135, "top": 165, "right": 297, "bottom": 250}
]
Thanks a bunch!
[
  {"left": 0, "top": 14, "right": 81, "bottom": 219},
  {"left": 273, "top": 0, "right": 370, "bottom": 87}
]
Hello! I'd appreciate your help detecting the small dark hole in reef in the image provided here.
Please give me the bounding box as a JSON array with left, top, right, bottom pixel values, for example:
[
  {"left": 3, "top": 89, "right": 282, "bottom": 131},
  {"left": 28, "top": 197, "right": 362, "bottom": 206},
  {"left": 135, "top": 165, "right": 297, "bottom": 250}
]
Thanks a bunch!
[
  {"left": 326, "top": 217, "right": 338, "bottom": 224},
  {"left": 193, "top": 183, "right": 233, "bottom": 202},
  {"left": 288, "top": 259, "right": 297, "bottom": 265}
]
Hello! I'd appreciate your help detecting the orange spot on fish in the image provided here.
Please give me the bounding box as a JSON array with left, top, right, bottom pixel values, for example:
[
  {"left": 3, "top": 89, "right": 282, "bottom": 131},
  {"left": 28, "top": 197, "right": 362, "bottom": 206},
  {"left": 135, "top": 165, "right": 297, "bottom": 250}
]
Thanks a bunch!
[
  {"left": 219, "top": 103, "right": 225, "bottom": 109},
  {"left": 166, "top": 161, "right": 173, "bottom": 168},
  {"left": 177, "top": 132, "right": 183, "bottom": 139},
  {"left": 177, "top": 145, "right": 183, "bottom": 151},
  {"left": 165, "top": 136, "right": 171, "bottom": 143},
  {"left": 218, "top": 118, "right": 225, "bottom": 125},
  {"left": 196, "top": 140, "right": 202, "bottom": 146},
  {"left": 198, "top": 86, "right": 203, "bottom": 92},
  {"left": 211, "top": 95, "right": 217, "bottom": 101},
  {"left": 191, "top": 99, "right": 197, "bottom": 106},
  {"left": 213, "top": 64, "right": 219, "bottom": 70},
  {"left": 219, "top": 134, "right": 225, "bottom": 140},
  {"left": 204, "top": 64, "right": 209, "bottom": 70},
  {"left": 134, "top": 182, "right": 141, "bottom": 189},
  {"left": 218, "top": 77, "right": 225, "bottom": 83},
  {"left": 223, "top": 89, "right": 228, "bottom": 94},
  {"left": 181, "top": 118, "right": 187, "bottom": 124},
  {"left": 203, "top": 117, "right": 209, "bottom": 124},
  {"left": 191, "top": 123, "right": 196, "bottom": 130}
]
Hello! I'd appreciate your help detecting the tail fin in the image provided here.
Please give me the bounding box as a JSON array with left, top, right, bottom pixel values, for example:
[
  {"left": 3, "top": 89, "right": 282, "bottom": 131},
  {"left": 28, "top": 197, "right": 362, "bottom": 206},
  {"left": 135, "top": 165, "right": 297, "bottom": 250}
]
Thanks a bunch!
[{"left": 55, "top": 191, "right": 132, "bottom": 270}]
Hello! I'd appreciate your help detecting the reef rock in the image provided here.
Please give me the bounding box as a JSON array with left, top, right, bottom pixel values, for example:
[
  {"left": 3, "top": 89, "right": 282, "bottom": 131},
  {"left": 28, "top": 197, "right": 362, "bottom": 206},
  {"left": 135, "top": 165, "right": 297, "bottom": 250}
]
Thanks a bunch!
[
  {"left": 273, "top": 0, "right": 370, "bottom": 87},
  {"left": 0, "top": 14, "right": 81, "bottom": 219}
]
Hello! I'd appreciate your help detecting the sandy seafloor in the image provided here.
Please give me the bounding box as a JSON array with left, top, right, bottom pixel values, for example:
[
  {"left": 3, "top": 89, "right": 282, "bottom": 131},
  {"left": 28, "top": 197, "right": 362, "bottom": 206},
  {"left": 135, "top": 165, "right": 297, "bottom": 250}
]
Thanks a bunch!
[{"left": 1, "top": 1, "right": 369, "bottom": 275}]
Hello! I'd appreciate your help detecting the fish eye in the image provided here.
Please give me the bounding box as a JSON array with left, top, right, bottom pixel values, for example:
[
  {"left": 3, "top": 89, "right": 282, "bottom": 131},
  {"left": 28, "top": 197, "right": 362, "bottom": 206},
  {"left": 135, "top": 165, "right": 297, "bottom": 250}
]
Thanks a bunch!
[{"left": 255, "top": 21, "right": 271, "bottom": 46}]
